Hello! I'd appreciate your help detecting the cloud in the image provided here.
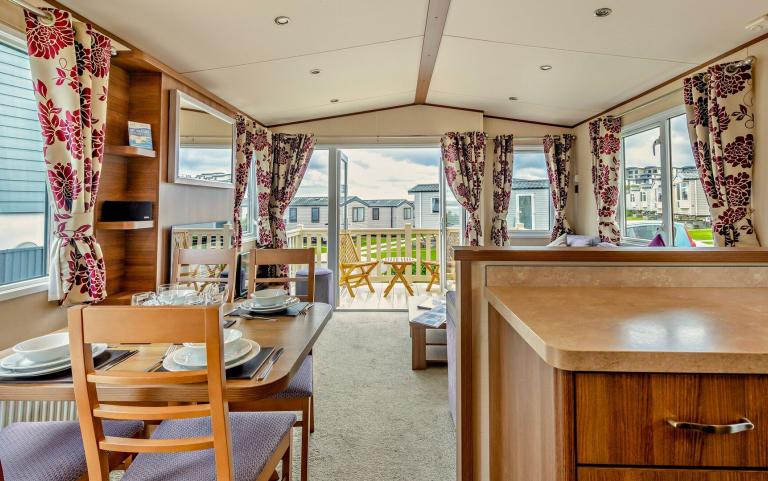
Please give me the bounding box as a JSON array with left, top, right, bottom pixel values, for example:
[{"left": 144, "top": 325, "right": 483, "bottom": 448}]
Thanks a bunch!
[
  {"left": 178, "top": 147, "right": 233, "bottom": 177},
  {"left": 514, "top": 152, "right": 547, "bottom": 180}
]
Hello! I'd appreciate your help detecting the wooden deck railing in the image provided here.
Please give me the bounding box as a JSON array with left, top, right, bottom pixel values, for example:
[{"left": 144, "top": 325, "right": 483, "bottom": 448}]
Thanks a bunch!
[{"left": 286, "top": 224, "right": 460, "bottom": 283}]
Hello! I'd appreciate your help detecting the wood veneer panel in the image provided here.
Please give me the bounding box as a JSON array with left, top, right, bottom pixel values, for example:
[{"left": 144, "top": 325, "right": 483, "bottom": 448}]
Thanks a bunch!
[
  {"left": 489, "top": 306, "right": 574, "bottom": 481},
  {"left": 578, "top": 468, "right": 768, "bottom": 481},
  {"left": 576, "top": 373, "right": 768, "bottom": 467},
  {"left": 453, "top": 246, "right": 768, "bottom": 263}
]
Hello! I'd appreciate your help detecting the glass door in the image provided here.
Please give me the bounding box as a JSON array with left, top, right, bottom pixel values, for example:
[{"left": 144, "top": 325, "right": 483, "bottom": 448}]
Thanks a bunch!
[{"left": 439, "top": 168, "right": 463, "bottom": 291}]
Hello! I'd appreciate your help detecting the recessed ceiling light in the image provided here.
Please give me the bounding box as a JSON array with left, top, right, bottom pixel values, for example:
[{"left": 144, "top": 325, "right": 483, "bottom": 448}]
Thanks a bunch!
[
  {"left": 309, "top": 68, "right": 321, "bottom": 75},
  {"left": 330, "top": 98, "right": 339, "bottom": 103},
  {"left": 508, "top": 96, "right": 518, "bottom": 101},
  {"left": 594, "top": 7, "right": 612, "bottom": 17},
  {"left": 539, "top": 65, "right": 553, "bottom": 71},
  {"left": 274, "top": 16, "right": 290, "bottom": 25}
]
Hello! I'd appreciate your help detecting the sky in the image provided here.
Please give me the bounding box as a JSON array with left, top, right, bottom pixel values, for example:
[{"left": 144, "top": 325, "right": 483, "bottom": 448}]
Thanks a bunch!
[
  {"left": 178, "top": 146, "right": 233, "bottom": 181},
  {"left": 623, "top": 113, "right": 695, "bottom": 169},
  {"left": 296, "top": 147, "right": 549, "bottom": 200}
]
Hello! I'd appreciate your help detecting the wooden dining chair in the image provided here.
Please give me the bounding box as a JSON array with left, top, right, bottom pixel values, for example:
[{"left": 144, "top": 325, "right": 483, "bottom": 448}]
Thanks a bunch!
[
  {"left": 67, "top": 305, "right": 295, "bottom": 481},
  {"left": 172, "top": 247, "right": 238, "bottom": 302},
  {"left": 338, "top": 232, "right": 378, "bottom": 297},
  {"left": 243, "top": 247, "right": 315, "bottom": 481},
  {"left": 247, "top": 248, "right": 315, "bottom": 301}
]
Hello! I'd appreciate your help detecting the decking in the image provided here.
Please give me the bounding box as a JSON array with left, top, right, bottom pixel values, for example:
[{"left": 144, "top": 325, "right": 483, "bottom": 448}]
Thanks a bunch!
[{"left": 337, "top": 281, "right": 446, "bottom": 310}]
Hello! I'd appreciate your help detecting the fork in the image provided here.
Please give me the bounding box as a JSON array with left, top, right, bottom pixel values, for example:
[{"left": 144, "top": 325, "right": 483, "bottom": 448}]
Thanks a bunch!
[
  {"left": 145, "top": 344, "right": 180, "bottom": 372},
  {"left": 299, "top": 303, "right": 314, "bottom": 315}
]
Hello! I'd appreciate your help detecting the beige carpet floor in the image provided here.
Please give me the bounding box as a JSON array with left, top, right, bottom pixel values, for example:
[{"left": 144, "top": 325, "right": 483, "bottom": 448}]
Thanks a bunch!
[{"left": 290, "top": 309, "right": 456, "bottom": 481}]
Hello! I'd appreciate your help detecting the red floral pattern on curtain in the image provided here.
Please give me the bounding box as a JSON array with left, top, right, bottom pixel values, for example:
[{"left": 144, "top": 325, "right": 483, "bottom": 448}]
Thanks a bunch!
[
  {"left": 683, "top": 61, "right": 759, "bottom": 247},
  {"left": 25, "top": 9, "right": 110, "bottom": 303},
  {"left": 589, "top": 117, "right": 622, "bottom": 244},
  {"left": 441, "top": 132, "right": 486, "bottom": 246},
  {"left": 255, "top": 131, "right": 315, "bottom": 242},
  {"left": 491, "top": 135, "right": 513, "bottom": 246},
  {"left": 233, "top": 114, "right": 257, "bottom": 249},
  {"left": 543, "top": 134, "right": 575, "bottom": 240}
]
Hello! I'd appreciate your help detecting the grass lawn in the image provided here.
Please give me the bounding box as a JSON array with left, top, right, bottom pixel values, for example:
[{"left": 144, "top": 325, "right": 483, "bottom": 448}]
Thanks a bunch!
[{"left": 688, "top": 228, "right": 714, "bottom": 243}]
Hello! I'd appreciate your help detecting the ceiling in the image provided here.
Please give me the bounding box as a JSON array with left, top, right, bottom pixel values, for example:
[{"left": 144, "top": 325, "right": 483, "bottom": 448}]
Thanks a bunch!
[{"left": 57, "top": 0, "right": 767, "bottom": 126}]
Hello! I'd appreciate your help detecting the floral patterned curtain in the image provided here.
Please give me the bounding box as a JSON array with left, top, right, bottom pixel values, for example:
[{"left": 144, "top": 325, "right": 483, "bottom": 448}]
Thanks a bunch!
[
  {"left": 255, "top": 132, "right": 315, "bottom": 250},
  {"left": 491, "top": 135, "right": 513, "bottom": 246},
  {"left": 233, "top": 114, "right": 257, "bottom": 249},
  {"left": 683, "top": 60, "right": 759, "bottom": 247},
  {"left": 441, "top": 132, "right": 486, "bottom": 246},
  {"left": 543, "top": 134, "right": 575, "bottom": 240},
  {"left": 589, "top": 117, "right": 622, "bottom": 244},
  {"left": 25, "top": 10, "right": 111, "bottom": 303}
]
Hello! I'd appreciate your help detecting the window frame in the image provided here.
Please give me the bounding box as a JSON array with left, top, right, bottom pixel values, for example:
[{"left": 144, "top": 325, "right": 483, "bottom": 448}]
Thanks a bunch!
[
  {"left": 515, "top": 193, "right": 536, "bottom": 230},
  {"left": 0, "top": 31, "right": 51, "bottom": 300},
  {"left": 619, "top": 106, "right": 687, "bottom": 246},
  {"left": 403, "top": 206, "right": 412, "bottom": 220},
  {"left": 311, "top": 207, "right": 320, "bottom": 223},
  {"left": 507, "top": 144, "right": 554, "bottom": 238},
  {"left": 352, "top": 206, "right": 365, "bottom": 222},
  {"left": 372, "top": 207, "right": 380, "bottom": 221},
  {"left": 431, "top": 197, "right": 440, "bottom": 213},
  {"left": 288, "top": 207, "right": 297, "bottom": 223}
]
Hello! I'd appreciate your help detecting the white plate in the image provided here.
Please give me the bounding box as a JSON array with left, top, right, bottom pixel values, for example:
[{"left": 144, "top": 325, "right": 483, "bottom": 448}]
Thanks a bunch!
[
  {"left": 240, "top": 297, "right": 300, "bottom": 313},
  {"left": 172, "top": 339, "right": 252, "bottom": 368},
  {"left": 163, "top": 339, "right": 261, "bottom": 372},
  {"left": 0, "top": 344, "right": 108, "bottom": 378}
]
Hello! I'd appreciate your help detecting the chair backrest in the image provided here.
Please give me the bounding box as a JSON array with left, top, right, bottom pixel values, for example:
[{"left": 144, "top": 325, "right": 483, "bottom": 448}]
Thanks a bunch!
[
  {"left": 339, "top": 232, "right": 361, "bottom": 264},
  {"left": 172, "top": 224, "right": 233, "bottom": 250},
  {"left": 68, "top": 305, "right": 234, "bottom": 481},
  {"left": 247, "top": 248, "right": 315, "bottom": 302},
  {"left": 171, "top": 247, "right": 238, "bottom": 302}
]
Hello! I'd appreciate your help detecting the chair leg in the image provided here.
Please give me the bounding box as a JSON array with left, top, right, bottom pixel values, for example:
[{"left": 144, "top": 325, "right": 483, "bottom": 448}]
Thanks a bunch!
[
  {"left": 282, "top": 433, "right": 293, "bottom": 481},
  {"left": 309, "top": 395, "right": 315, "bottom": 433},
  {"left": 300, "top": 400, "right": 310, "bottom": 481}
]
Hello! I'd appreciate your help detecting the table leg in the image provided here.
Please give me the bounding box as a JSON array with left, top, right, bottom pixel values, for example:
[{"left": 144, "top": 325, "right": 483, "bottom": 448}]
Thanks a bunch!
[
  {"left": 411, "top": 324, "right": 427, "bottom": 370},
  {"left": 383, "top": 268, "right": 399, "bottom": 297},
  {"left": 398, "top": 267, "right": 414, "bottom": 296}
]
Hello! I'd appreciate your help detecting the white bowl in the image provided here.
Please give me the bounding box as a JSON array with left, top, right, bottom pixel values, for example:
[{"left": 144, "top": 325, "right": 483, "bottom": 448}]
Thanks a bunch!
[
  {"left": 13, "top": 332, "right": 70, "bottom": 364},
  {"left": 250, "top": 288, "right": 288, "bottom": 307},
  {"left": 182, "top": 329, "right": 244, "bottom": 365}
]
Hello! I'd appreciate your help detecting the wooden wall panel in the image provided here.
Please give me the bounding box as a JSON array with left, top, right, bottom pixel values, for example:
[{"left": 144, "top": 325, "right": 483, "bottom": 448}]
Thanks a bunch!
[
  {"left": 488, "top": 306, "right": 574, "bottom": 481},
  {"left": 579, "top": 468, "right": 768, "bottom": 481}
]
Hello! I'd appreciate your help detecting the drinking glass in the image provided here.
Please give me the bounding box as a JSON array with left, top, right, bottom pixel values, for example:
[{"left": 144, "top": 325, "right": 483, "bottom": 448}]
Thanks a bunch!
[
  {"left": 156, "top": 284, "right": 196, "bottom": 305},
  {"left": 202, "top": 283, "right": 229, "bottom": 305},
  {"left": 131, "top": 292, "right": 157, "bottom": 306}
]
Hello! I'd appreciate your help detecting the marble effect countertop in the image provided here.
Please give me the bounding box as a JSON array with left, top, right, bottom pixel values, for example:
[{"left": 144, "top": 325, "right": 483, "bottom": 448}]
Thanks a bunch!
[{"left": 485, "top": 286, "right": 768, "bottom": 374}]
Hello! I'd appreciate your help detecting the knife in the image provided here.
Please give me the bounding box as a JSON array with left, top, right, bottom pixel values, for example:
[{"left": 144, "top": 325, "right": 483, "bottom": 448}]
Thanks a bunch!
[{"left": 256, "top": 347, "right": 284, "bottom": 381}]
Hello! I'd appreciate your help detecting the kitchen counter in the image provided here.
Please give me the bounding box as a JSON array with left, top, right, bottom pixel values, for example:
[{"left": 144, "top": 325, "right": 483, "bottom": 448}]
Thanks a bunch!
[{"left": 486, "top": 286, "right": 768, "bottom": 374}]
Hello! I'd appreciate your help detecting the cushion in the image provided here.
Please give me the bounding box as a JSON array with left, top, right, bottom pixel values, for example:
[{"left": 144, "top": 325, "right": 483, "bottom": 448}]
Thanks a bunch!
[
  {"left": 0, "top": 420, "right": 143, "bottom": 481},
  {"left": 547, "top": 233, "right": 568, "bottom": 247},
  {"left": 267, "top": 354, "right": 313, "bottom": 400},
  {"left": 648, "top": 234, "right": 666, "bottom": 247},
  {"left": 566, "top": 235, "right": 601, "bottom": 247},
  {"left": 122, "top": 412, "right": 296, "bottom": 481}
]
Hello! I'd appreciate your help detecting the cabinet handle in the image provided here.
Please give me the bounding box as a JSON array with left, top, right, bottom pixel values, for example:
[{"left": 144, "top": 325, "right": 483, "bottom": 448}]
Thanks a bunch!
[{"left": 667, "top": 417, "right": 754, "bottom": 434}]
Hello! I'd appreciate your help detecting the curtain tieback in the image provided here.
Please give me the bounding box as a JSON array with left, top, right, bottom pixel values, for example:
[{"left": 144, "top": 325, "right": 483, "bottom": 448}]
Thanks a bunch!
[{"left": 53, "top": 213, "right": 95, "bottom": 240}]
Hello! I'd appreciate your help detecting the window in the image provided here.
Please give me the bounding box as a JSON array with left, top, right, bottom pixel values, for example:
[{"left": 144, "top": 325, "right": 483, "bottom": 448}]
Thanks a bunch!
[
  {"left": 431, "top": 197, "right": 440, "bottom": 213},
  {"left": 0, "top": 39, "right": 49, "bottom": 288},
  {"left": 640, "top": 192, "right": 647, "bottom": 202},
  {"left": 403, "top": 207, "right": 412, "bottom": 220},
  {"left": 288, "top": 207, "right": 297, "bottom": 223},
  {"left": 240, "top": 166, "right": 254, "bottom": 238},
  {"left": 352, "top": 207, "right": 365, "bottom": 222},
  {"left": 620, "top": 108, "right": 709, "bottom": 247},
  {"left": 311, "top": 207, "right": 320, "bottom": 223},
  {"left": 372, "top": 207, "right": 379, "bottom": 220},
  {"left": 505, "top": 147, "right": 552, "bottom": 234}
]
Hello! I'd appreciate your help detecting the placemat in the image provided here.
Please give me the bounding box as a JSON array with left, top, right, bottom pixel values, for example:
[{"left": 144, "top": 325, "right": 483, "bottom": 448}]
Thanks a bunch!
[
  {"left": 156, "top": 347, "right": 274, "bottom": 380},
  {"left": 0, "top": 349, "right": 137, "bottom": 384}
]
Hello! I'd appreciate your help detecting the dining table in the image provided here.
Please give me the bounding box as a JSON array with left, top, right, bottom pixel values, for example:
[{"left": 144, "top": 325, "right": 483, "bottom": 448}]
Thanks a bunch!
[{"left": 0, "top": 301, "right": 333, "bottom": 403}]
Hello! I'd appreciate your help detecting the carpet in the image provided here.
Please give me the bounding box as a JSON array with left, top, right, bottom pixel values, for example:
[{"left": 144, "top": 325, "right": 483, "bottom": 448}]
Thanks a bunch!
[{"left": 293, "top": 309, "right": 456, "bottom": 481}]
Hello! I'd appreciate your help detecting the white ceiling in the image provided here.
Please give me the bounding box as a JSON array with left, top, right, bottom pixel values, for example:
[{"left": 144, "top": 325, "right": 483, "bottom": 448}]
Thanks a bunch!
[{"left": 57, "top": 0, "right": 767, "bottom": 126}]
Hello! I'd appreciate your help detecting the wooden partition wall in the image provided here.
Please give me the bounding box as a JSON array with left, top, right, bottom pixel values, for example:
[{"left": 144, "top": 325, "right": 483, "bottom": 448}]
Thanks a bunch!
[{"left": 452, "top": 247, "right": 768, "bottom": 481}]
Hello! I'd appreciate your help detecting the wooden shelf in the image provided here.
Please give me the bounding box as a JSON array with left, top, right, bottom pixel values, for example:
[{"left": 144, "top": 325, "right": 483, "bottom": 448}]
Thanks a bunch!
[
  {"left": 96, "top": 220, "right": 154, "bottom": 230},
  {"left": 104, "top": 144, "right": 156, "bottom": 158}
]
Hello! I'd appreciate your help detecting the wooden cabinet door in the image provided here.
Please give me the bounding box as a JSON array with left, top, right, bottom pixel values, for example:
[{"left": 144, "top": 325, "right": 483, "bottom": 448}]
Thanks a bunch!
[
  {"left": 579, "top": 467, "right": 768, "bottom": 481},
  {"left": 576, "top": 373, "right": 768, "bottom": 467}
]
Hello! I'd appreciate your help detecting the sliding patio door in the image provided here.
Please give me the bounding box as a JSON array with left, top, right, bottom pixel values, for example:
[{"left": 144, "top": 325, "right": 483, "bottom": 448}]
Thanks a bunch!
[{"left": 439, "top": 167, "right": 463, "bottom": 291}]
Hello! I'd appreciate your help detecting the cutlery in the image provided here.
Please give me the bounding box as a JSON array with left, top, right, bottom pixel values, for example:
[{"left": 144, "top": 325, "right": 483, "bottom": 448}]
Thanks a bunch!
[
  {"left": 255, "top": 347, "right": 284, "bottom": 381},
  {"left": 299, "top": 303, "right": 314, "bottom": 315},
  {"left": 102, "top": 350, "right": 139, "bottom": 371},
  {"left": 145, "top": 344, "right": 180, "bottom": 372},
  {"left": 238, "top": 312, "right": 277, "bottom": 321}
]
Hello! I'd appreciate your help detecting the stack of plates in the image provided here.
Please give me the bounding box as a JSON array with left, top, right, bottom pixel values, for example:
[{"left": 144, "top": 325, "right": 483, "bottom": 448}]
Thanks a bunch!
[
  {"left": 0, "top": 344, "right": 108, "bottom": 378},
  {"left": 163, "top": 339, "right": 261, "bottom": 372},
  {"left": 240, "top": 296, "right": 300, "bottom": 313}
]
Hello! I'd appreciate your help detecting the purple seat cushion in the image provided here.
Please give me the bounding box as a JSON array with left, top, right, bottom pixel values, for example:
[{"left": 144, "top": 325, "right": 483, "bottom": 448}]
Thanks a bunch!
[
  {"left": 122, "top": 412, "right": 295, "bottom": 481},
  {"left": 268, "top": 354, "right": 312, "bottom": 400},
  {"left": 649, "top": 234, "right": 666, "bottom": 247},
  {"left": 0, "top": 420, "right": 143, "bottom": 481}
]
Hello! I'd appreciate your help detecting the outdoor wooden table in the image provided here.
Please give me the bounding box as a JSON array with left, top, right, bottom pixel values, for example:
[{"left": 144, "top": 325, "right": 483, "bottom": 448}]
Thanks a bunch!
[
  {"left": 422, "top": 260, "right": 440, "bottom": 292},
  {"left": 381, "top": 257, "right": 416, "bottom": 297},
  {"left": 0, "top": 302, "right": 333, "bottom": 403}
]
